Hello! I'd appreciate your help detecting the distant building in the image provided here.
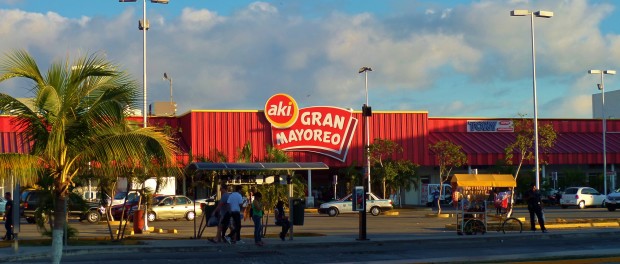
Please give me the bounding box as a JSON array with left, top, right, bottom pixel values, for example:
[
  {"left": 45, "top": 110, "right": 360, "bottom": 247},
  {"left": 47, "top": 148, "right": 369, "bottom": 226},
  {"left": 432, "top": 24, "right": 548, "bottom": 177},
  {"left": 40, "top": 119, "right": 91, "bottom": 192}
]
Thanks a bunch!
[{"left": 592, "top": 89, "right": 620, "bottom": 119}]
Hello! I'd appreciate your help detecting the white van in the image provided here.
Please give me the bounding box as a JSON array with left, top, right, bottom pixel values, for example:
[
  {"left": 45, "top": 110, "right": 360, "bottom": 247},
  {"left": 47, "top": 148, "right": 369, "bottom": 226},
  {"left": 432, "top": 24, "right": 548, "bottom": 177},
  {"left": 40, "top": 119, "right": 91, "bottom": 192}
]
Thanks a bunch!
[{"left": 422, "top": 184, "right": 452, "bottom": 206}]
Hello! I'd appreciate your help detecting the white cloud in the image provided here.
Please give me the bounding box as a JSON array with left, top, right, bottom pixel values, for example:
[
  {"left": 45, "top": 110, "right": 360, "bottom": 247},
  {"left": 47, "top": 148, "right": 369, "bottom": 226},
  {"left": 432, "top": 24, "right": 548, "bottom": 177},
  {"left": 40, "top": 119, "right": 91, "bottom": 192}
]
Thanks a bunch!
[{"left": 1, "top": 1, "right": 619, "bottom": 119}]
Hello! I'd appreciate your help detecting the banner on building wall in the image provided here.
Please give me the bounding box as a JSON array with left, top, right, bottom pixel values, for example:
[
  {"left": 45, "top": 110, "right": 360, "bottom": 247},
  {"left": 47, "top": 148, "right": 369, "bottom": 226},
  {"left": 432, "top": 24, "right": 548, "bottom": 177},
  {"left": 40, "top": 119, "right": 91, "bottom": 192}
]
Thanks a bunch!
[
  {"left": 467, "top": 120, "right": 513, "bottom": 132},
  {"left": 264, "top": 93, "right": 358, "bottom": 162}
]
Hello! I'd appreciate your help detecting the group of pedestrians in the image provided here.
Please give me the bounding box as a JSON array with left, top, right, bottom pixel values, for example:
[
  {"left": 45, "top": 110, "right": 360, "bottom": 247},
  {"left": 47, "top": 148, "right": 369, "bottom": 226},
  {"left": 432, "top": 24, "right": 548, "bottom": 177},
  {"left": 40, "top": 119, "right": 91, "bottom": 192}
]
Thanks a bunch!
[{"left": 209, "top": 185, "right": 291, "bottom": 246}]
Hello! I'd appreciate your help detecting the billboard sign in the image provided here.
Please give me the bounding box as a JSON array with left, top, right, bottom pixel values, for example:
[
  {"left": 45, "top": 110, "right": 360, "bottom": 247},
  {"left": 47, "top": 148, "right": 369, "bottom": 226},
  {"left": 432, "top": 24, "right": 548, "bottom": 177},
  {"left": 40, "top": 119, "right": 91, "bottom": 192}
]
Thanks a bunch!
[
  {"left": 264, "top": 93, "right": 358, "bottom": 161},
  {"left": 467, "top": 120, "right": 514, "bottom": 132}
]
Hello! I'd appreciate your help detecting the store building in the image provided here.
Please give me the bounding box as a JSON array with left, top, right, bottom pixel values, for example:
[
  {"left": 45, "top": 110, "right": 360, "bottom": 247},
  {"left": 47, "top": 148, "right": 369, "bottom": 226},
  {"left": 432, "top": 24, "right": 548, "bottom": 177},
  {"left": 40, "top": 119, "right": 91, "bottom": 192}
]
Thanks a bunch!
[{"left": 1, "top": 93, "right": 619, "bottom": 206}]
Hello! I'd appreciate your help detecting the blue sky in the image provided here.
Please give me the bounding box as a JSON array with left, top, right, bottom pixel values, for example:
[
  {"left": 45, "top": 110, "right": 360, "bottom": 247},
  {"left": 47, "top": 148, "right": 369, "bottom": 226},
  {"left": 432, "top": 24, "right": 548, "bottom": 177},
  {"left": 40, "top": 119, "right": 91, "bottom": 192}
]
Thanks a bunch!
[{"left": 0, "top": 0, "right": 619, "bottom": 118}]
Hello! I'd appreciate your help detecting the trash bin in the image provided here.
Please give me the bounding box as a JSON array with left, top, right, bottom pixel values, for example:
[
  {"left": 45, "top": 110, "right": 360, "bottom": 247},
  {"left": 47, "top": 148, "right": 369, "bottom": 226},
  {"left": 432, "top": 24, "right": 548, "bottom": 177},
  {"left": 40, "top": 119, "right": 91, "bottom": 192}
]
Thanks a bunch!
[
  {"left": 133, "top": 209, "right": 145, "bottom": 233},
  {"left": 292, "top": 198, "right": 305, "bottom": 226},
  {"left": 202, "top": 203, "right": 216, "bottom": 217}
]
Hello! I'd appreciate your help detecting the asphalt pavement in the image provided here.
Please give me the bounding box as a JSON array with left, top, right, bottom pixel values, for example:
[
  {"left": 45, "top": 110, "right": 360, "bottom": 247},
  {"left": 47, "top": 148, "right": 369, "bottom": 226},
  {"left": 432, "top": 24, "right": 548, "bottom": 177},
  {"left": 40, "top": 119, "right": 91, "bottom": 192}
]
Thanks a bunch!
[{"left": 1, "top": 207, "right": 620, "bottom": 263}]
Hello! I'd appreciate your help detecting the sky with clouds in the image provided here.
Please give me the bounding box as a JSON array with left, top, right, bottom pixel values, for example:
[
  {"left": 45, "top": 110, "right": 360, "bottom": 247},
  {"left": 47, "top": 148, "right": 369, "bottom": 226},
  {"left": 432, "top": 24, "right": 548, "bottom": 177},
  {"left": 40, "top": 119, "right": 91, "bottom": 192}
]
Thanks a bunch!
[{"left": 0, "top": 0, "right": 618, "bottom": 118}]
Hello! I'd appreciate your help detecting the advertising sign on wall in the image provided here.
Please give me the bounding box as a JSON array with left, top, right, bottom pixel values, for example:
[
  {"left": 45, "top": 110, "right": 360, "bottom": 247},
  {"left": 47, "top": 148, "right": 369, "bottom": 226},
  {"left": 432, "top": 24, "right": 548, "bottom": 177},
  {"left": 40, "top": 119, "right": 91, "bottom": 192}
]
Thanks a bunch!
[
  {"left": 264, "top": 93, "right": 358, "bottom": 161},
  {"left": 466, "top": 120, "right": 513, "bottom": 132}
]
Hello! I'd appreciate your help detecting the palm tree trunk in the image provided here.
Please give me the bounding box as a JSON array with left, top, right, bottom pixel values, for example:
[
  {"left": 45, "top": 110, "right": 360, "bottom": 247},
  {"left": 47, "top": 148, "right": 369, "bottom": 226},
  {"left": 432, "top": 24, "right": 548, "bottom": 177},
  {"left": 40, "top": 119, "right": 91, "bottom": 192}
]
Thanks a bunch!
[{"left": 52, "top": 195, "right": 66, "bottom": 264}]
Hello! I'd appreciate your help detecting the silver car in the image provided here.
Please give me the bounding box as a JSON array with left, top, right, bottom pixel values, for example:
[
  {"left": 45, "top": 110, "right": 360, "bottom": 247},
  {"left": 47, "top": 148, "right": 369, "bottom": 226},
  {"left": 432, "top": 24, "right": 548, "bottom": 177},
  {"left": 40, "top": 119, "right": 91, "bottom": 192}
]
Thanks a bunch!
[
  {"left": 318, "top": 192, "right": 393, "bottom": 217},
  {"left": 146, "top": 195, "right": 196, "bottom": 222},
  {"left": 560, "top": 187, "right": 606, "bottom": 209},
  {"left": 604, "top": 188, "right": 620, "bottom": 211}
]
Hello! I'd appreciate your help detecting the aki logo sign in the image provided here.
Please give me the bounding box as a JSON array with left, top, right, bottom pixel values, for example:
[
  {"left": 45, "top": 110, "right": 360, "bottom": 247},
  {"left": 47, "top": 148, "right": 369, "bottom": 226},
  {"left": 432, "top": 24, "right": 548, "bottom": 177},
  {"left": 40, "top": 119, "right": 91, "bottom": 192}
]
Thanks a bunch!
[{"left": 264, "top": 93, "right": 358, "bottom": 162}]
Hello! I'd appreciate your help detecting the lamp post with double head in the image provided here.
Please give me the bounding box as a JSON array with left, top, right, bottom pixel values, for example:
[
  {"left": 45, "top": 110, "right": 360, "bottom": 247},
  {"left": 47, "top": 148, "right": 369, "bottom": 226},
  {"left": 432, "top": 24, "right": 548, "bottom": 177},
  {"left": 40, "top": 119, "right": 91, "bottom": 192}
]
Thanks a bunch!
[
  {"left": 119, "top": 0, "right": 169, "bottom": 233},
  {"left": 510, "top": 9, "right": 553, "bottom": 190},
  {"left": 119, "top": 0, "right": 169, "bottom": 128},
  {"left": 589, "top": 69, "right": 616, "bottom": 195}
]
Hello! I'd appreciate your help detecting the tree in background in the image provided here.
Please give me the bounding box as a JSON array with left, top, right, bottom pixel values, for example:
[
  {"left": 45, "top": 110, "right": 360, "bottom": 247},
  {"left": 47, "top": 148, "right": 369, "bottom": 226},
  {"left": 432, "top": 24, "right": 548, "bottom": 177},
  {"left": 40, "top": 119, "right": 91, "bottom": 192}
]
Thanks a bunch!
[
  {"left": 429, "top": 140, "right": 467, "bottom": 215},
  {"left": 338, "top": 163, "right": 362, "bottom": 198},
  {"left": 504, "top": 116, "right": 556, "bottom": 216},
  {"left": 386, "top": 159, "right": 419, "bottom": 207},
  {"left": 0, "top": 50, "right": 178, "bottom": 264},
  {"left": 368, "top": 138, "right": 402, "bottom": 198}
]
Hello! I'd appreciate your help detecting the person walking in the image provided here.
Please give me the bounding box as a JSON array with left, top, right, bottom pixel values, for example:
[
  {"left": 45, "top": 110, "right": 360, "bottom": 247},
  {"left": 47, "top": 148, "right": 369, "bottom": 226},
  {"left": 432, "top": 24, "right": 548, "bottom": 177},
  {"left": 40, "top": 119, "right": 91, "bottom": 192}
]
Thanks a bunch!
[
  {"left": 210, "top": 185, "right": 230, "bottom": 243},
  {"left": 3, "top": 192, "right": 13, "bottom": 241},
  {"left": 526, "top": 184, "right": 547, "bottom": 233},
  {"left": 251, "top": 192, "right": 264, "bottom": 246},
  {"left": 274, "top": 200, "right": 290, "bottom": 241},
  {"left": 226, "top": 185, "right": 245, "bottom": 244}
]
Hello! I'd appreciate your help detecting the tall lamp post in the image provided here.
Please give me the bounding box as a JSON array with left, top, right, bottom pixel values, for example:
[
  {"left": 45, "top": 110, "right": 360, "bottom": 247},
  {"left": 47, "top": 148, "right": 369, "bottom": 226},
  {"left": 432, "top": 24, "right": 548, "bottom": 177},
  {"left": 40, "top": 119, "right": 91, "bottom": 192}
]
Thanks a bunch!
[
  {"left": 589, "top": 69, "right": 616, "bottom": 195},
  {"left": 120, "top": 0, "right": 169, "bottom": 233},
  {"left": 510, "top": 9, "right": 553, "bottom": 189},
  {"left": 120, "top": 0, "right": 169, "bottom": 128},
  {"left": 358, "top": 66, "right": 372, "bottom": 241},
  {"left": 163, "top": 72, "right": 175, "bottom": 115}
]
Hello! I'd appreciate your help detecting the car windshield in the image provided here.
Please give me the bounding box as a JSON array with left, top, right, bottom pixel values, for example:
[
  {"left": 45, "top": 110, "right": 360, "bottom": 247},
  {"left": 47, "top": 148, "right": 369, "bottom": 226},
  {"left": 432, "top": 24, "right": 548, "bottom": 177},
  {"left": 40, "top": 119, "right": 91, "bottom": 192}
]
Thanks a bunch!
[
  {"left": 564, "top": 188, "right": 578, "bottom": 195},
  {"left": 114, "top": 192, "right": 127, "bottom": 200}
]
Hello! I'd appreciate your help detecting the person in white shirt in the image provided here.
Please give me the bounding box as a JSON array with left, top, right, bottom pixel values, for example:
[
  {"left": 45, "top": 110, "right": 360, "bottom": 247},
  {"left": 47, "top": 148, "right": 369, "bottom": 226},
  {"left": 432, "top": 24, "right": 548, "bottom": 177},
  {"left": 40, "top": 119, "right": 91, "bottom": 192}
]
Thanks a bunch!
[{"left": 226, "top": 185, "right": 244, "bottom": 243}]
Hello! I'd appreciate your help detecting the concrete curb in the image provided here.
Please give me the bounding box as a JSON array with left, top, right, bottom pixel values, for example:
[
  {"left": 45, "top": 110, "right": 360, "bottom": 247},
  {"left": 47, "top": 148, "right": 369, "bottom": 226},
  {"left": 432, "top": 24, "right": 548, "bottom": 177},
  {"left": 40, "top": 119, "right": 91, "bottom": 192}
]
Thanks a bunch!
[{"left": 3, "top": 229, "right": 620, "bottom": 262}]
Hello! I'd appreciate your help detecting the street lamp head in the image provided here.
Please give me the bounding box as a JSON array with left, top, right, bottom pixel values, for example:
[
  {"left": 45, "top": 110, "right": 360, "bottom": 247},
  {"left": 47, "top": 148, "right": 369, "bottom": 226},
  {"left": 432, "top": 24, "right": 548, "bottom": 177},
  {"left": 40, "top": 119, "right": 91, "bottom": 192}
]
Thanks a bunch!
[
  {"left": 151, "top": 0, "right": 169, "bottom": 3},
  {"left": 589, "top": 70, "right": 602, "bottom": 74},
  {"left": 358, "top": 67, "right": 373, "bottom": 74},
  {"left": 534, "top": 11, "right": 553, "bottom": 18},
  {"left": 510, "top": 9, "right": 530, "bottom": 16},
  {"left": 119, "top": 0, "right": 138, "bottom": 2},
  {"left": 605, "top": 70, "right": 616, "bottom": 75},
  {"left": 164, "top": 72, "right": 170, "bottom": 80}
]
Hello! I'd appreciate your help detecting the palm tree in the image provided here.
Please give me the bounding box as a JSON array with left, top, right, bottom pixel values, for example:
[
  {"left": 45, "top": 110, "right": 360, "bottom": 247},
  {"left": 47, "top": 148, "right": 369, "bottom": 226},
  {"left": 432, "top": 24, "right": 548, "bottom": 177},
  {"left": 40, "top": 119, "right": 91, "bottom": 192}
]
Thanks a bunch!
[{"left": 0, "top": 50, "right": 179, "bottom": 264}]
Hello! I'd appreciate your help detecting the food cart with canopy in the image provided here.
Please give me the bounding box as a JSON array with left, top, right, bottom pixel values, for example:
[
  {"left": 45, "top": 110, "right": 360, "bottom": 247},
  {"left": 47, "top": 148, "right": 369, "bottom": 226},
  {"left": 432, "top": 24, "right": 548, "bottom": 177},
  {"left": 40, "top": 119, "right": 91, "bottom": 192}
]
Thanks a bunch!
[{"left": 450, "top": 174, "right": 517, "bottom": 235}]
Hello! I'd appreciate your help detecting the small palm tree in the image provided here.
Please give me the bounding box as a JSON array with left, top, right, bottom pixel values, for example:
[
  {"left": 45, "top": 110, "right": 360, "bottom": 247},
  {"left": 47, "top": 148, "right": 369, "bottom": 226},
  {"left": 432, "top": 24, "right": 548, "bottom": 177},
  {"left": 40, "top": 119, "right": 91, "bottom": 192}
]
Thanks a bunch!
[{"left": 0, "top": 50, "right": 179, "bottom": 264}]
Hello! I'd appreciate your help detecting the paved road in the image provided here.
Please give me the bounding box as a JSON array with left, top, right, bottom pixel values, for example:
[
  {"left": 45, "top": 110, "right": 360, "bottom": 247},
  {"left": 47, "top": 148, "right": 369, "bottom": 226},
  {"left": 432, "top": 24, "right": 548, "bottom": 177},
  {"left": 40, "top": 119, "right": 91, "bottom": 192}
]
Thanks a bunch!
[{"left": 10, "top": 206, "right": 620, "bottom": 240}]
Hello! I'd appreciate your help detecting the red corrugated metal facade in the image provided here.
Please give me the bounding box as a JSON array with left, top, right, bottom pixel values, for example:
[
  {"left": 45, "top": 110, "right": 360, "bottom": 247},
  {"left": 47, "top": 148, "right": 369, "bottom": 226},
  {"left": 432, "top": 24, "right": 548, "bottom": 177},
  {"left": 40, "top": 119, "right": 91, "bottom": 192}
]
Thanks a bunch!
[
  {"left": 180, "top": 110, "right": 428, "bottom": 168},
  {"left": 1, "top": 112, "right": 618, "bottom": 169}
]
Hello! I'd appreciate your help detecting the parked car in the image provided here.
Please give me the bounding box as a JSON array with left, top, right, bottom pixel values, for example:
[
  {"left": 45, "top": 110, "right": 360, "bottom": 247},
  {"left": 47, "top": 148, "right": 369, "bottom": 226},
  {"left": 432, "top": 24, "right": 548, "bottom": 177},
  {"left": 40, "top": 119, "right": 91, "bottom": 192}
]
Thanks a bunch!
[
  {"left": 560, "top": 187, "right": 606, "bottom": 209},
  {"left": 135, "top": 195, "right": 196, "bottom": 222},
  {"left": 0, "top": 196, "right": 6, "bottom": 215},
  {"left": 318, "top": 192, "right": 393, "bottom": 217},
  {"left": 110, "top": 195, "right": 141, "bottom": 220},
  {"left": 604, "top": 188, "right": 620, "bottom": 211},
  {"left": 20, "top": 189, "right": 105, "bottom": 224}
]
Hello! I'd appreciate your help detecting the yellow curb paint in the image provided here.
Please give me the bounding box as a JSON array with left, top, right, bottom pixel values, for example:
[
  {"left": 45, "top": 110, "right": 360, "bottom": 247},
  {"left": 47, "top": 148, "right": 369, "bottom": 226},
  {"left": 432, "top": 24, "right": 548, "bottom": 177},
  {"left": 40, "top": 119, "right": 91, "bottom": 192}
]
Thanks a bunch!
[
  {"left": 167, "top": 229, "right": 178, "bottom": 234},
  {"left": 384, "top": 211, "right": 400, "bottom": 216}
]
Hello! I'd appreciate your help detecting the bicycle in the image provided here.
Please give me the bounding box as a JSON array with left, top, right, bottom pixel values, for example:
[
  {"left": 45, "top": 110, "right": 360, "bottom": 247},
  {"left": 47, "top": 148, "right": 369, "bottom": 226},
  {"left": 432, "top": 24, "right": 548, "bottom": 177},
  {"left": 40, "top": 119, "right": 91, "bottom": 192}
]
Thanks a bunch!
[{"left": 460, "top": 215, "right": 522, "bottom": 235}]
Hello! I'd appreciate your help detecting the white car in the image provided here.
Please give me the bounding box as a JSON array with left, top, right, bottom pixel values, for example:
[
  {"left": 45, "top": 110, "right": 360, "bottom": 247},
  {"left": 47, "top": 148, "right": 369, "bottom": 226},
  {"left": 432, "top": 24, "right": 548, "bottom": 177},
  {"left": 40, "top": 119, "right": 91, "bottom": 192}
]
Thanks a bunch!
[
  {"left": 560, "top": 187, "right": 606, "bottom": 209},
  {"left": 318, "top": 193, "right": 393, "bottom": 217},
  {"left": 604, "top": 188, "right": 620, "bottom": 211}
]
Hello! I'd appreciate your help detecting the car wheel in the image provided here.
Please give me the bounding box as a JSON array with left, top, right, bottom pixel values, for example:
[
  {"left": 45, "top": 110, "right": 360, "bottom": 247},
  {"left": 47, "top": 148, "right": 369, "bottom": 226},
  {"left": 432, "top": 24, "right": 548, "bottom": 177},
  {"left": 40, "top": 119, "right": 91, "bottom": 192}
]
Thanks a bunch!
[
  {"left": 186, "top": 211, "right": 196, "bottom": 221},
  {"left": 578, "top": 201, "right": 586, "bottom": 209},
  {"left": 86, "top": 210, "right": 101, "bottom": 224},
  {"left": 370, "top": 206, "right": 381, "bottom": 216},
  {"left": 327, "top": 207, "right": 339, "bottom": 217},
  {"left": 608, "top": 206, "right": 616, "bottom": 212},
  {"left": 26, "top": 217, "right": 35, "bottom": 224},
  {"left": 147, "top": 212, "right": 156, "bottom": 222}
]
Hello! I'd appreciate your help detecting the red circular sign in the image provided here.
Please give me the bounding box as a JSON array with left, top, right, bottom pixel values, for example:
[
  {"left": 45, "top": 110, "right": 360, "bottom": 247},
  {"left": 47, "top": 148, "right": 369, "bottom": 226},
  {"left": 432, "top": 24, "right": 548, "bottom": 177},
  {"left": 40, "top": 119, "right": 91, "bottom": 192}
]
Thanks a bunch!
[{"left": 264, "top": 94, "right": 299, "bottom": 129}]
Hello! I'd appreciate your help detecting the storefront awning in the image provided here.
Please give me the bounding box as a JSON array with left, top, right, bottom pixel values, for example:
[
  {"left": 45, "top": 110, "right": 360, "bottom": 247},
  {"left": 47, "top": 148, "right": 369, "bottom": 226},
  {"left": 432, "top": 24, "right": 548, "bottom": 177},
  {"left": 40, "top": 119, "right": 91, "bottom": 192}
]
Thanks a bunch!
[
  {"left": 451, "top": 174, "right": 516, "bottom": 188},
  {"left": 187, "top": 162, "right": 329, "bottom": 172}
]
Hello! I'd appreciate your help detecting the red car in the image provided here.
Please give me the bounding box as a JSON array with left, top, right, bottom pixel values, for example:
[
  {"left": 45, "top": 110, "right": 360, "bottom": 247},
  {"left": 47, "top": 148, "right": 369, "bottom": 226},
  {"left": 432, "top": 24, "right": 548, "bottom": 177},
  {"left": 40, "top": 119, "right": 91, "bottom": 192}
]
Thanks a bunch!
[{"left": 110, "top": 196, "right": 140, "bottom": 220}]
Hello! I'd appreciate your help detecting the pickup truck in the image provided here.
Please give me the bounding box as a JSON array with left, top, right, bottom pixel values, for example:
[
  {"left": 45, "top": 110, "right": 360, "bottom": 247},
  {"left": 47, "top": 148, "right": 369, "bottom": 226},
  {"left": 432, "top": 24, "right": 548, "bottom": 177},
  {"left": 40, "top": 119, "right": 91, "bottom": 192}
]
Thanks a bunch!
[
  {"left": 318, "top": 192, "right": 393, "bottom": 217},
  {"left": 20, "top": 189, "right": 105, "bottom": 224}
]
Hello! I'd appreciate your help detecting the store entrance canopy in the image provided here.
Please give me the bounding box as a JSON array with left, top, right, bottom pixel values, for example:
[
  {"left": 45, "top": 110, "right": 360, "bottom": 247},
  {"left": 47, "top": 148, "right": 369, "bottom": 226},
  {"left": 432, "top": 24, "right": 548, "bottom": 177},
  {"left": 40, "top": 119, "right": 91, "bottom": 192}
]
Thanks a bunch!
[
  {"left": 187, "top": 162, "right": 329, "bottom": 172},
  {"left": 451, "top": 174, "right": 516, "bottom": 188}
]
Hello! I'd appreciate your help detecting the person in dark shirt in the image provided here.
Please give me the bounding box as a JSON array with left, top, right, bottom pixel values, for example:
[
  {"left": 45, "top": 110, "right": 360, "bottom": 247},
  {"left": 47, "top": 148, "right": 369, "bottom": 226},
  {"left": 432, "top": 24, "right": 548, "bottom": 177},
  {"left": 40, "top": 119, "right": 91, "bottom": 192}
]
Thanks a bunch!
[
  {"left": 526, "top": 184, "right": 547, "bottom": 233},
  {"left": 3, "top": 192, "right": 13, "bottom": 240},
  {"left": 274, "top": 200, "right": 291, "bottom": 241}
]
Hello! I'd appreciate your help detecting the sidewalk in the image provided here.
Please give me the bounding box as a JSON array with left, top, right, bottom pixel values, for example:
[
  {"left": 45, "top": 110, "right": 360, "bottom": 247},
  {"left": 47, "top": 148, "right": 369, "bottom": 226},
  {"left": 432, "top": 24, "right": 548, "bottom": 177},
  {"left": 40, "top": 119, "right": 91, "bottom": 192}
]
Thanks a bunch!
[
  {"left": 2, "top": 207, "right": 620, "bottom": 263},
  {"left": 2, "top": 226, "right": 620, "bottom": 263}
]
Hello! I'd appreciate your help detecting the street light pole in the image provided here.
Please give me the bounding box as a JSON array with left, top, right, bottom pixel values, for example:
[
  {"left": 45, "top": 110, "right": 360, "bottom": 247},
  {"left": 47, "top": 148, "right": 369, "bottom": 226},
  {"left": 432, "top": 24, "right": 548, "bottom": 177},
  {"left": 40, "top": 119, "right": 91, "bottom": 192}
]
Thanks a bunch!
[
  {"left": 163, "top": 72, "right": 174, "bottom": 115},
  {"left": 589, "top": 69, "right": 616, "bottom": 195},
  {"left": 511, "top": 9, "right": 553, "bottom": 190},
  {"left": 358, "top": 66, "right": 372, "bottom": 241},
  {"left": 120, "top": 0, "right": 169, "bottom": 233}
]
